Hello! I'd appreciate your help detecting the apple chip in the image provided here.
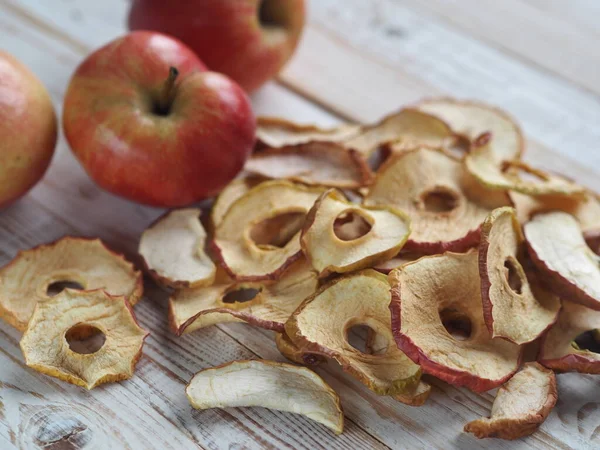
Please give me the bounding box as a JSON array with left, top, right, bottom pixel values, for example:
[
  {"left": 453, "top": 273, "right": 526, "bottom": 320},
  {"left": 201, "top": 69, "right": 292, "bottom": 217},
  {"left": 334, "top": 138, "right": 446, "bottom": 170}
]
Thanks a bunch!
[
  {"left": 389, "top": 251, "right": 521, "bottom": 393},
  {"left": 0, "top": 237, "right": 143, "bottom": 331},
  {"left": 464, "top": 363, "right": 557, "bottom": 440},
  {"left": 301, "top": 189, "right": 410, "bottom": 276},
  {"left": 245, "top": 142, "right": 372, "bottom": 189},
  {"left": 524, "top": 211, "right": 600, "bottom": 310},
  {"left": 286, "top": 270, "right": 422, "bottom": 395},
  {"left": 364, "top": 147, "right": 509, "bottom": 253},
  {"left": 392, "top": 380, "right": 431, "bottom": 407},
  {"left": 275, "top": 332, "right": 325, "bottom": 366},
  {"left": 169, "top": 259, "right": 317, "bottom": 334},
  {"left": 139, "top": 208, "right": 216, "bottom": 289},
  {"left": 539, "top": 301, "right": 600, "bottom": 373},
  {"left": 213, "top": 180, "right": 325, "bottom": 281},
  {"left": 20, "top": 289, "right": 148, "bottom": 390},
  {"left": 211, "top": 176, "right": 263, "bottom": 227},
  {"left": 187, "top": 360, "right": 344, "bottom": 434},
  {"left": 479, "top": 207, "right": 560, "bottom": 344},
  {"left": 373, "top": 252, "right": 422, "bottom": 274}
]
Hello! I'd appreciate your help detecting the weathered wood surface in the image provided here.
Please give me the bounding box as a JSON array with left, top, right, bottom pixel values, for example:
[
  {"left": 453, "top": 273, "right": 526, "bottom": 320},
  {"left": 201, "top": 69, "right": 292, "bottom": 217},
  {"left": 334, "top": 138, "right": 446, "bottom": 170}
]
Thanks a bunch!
[{"left": 1, "top": 0, "right": 599, "bottom": 448}]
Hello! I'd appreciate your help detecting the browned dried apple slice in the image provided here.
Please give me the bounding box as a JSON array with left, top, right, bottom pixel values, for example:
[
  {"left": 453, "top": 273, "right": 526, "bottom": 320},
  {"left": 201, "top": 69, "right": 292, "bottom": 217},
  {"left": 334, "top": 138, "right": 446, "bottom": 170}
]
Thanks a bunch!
[
  {"left": 0, "top": 237, "right": 143, "bottom": 331},
  {"left": 301, "top": 189, "right": 411, "bottom": 276},
  {"left": 479, "top": 207, "right": 560, "bottom": 344},
  {"left": 169, "top": 259, "right": 317, "bottom": 334},
  {"left": 391, "top": 380, "right": 431, "bottom": 407},
  {"left": 275, "top": 332, "right": 326, "bottom": 366},
  {"left": 364, "top": 147, "right": 509, "bottom": 253},
  {"left": 524, "top": 211, "right": 600, "bottom": 310},
  {"left": 389, "top": 251, "right": 521, "bottom": 392},
  {"left": 186, "top": 360, "right": 344, "bottom": 434},
  {"left": 286, "top": 270, "right": 421, "bottom": 395},
  {"left": 20, "top": 289, "right": 148, "bottom": 389},
  {"left": 464, "top": 362, "right": 557, "bottom": 440},
  {"left": 213, "top": 180, "right": 325, "bottom": 281},
  {"left": 139, "top": 208, "right": 216, "bottom": 289},
  {"left": 211, "top": 176, "right": 263, "bottom": 227}
]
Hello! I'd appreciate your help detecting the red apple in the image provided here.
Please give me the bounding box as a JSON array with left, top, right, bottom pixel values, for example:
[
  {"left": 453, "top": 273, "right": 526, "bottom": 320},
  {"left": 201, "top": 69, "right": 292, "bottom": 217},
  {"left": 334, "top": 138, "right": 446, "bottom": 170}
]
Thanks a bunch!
[
  {"left": 63, "top": 31, "right": 256, "bottom": 207},
  {"left": 128, "top": 0, "right": 305, "bottom": 93},
  {"left": 0, "top": 51, "right": 57, "bottom": 208}
]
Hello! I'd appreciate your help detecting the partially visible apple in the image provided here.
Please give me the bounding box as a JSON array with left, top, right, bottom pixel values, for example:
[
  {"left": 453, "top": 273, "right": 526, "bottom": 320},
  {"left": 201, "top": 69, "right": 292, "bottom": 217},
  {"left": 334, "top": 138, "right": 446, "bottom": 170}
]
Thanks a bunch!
[
  {"left": 0, "top": 51, "right": 57, "bottom": 208},
  {"left": 63, "top": 31, "right": 256, "bottom": 207},
  {"left": 128, "top": 0, "right": 305, "bottom": 93}
]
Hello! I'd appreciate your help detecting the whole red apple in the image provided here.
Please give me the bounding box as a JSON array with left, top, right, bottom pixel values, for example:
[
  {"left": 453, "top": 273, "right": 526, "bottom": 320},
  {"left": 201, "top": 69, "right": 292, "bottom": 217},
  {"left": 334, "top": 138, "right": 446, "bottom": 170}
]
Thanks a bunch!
[
  {"left": 128, "top": 0, "right": 305, "bottom": 93},
  {"left": 63, "top": 31, "right": 256, "bottom": 207},
  {"left": 0, "top": 51, "right": 57, "bottom": 208}
]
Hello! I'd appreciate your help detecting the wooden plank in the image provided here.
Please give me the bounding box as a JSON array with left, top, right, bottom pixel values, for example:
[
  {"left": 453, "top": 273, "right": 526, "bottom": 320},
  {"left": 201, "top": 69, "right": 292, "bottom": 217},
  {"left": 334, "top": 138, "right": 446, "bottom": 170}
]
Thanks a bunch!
[{"left": 522, "top": 0, "right": 600, "bottom": 38}]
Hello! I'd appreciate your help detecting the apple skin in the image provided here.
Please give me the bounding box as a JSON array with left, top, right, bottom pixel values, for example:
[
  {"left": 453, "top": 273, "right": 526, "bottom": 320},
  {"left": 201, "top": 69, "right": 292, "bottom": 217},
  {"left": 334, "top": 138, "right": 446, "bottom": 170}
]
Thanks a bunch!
[
  {"left": 0, "top": 51, "right": 57, "bottom": 208},
  {"left": 63, "top": 31, "right": 256, "bottom": 207},
  {"left": 128, "top": 0, "right": 305, "bottom": 93}
]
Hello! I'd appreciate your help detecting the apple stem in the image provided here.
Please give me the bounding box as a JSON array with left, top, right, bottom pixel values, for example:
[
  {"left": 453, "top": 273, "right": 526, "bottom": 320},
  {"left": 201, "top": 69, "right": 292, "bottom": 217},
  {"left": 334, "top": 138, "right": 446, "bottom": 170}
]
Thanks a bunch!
[{"left": 157, "top": 66, "right": 179, "bottom": 114}]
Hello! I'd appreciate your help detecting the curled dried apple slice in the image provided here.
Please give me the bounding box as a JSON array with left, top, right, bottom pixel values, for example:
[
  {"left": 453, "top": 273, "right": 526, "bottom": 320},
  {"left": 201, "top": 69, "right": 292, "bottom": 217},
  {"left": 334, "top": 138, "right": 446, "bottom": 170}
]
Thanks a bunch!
[
  {"left": 524, "top": 211, "right": 600, "bottom": 310},
  {"left": 245, "top": 142, "right": 372, "bottom": 189},
  {"left": 301, "top": 189, "right": 411, "bottom": 276},
  {"left": 389, "top": 251, "right": 521, "bottom": 393},
  {"left": 211, "top": 176, "right": 263, "bottom": 227},
  {"left": 275, "top": 333, "right": 325, "bottom": 366},
  {"left": 213, "top": 180, "right": 325, "bottom": 281},
  {"left": 186, "top": 359, "right": 344, "bottom": 434},
  {"left": 20, "top": 289, "right": 148, "bottom": 389},
  {"left": 464, "top": 363, "right": 557, "bottom": 440},
  {"left": 169, "top": 259, "right": 317, "bottom": 334},
  {"left": 0, "top": 237, "right": 143, "bottom": 331},
  {"left": 139, "top": 208, "right": 216, "bottom": 289},
  {"left": 539, "top": 301, "right": 600, "bottom": 373},
  {"left": 479, "top": 207, "right": 560, "bottom": 344},
  {"left": 286, "top": 270, "right": 421, "bottom": 395},
  {"left": 391, "top": 380, "right": 431, "bottom": 407},
  {"left": 365, "top": 147, "right": 509, "bottom": 253}
]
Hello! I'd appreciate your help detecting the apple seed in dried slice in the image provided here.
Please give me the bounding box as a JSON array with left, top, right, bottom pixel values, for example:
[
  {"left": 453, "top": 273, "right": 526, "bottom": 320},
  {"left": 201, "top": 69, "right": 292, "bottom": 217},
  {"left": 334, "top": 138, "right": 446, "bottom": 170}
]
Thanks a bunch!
[
  {"left": 389, "top": 251, "right": 521, "bottom": 393},
  {"left": 186, "top": 359, "right": 344, "bottom": 435},
  {"left": 275, "top": 332, "right": 326, "bottom": 366},
  {"left": 464, "top": 362, "right": 557, "bottom": 440}
]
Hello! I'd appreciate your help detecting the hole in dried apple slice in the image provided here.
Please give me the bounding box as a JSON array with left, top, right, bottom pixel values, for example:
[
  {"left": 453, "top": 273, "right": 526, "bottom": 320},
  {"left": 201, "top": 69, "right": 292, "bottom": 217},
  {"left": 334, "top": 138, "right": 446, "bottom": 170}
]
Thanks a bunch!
[
  {"left": 222, "top": 287, "right": 261, "bottom": 304},
  {"left": 440, "top": 308, "right": 472, "bottom": 341},
  {"left": 250, "top": 211, "right": 306, "bottom": 249},
  {"left": 504, "top": 257, "right": 523, "bottom": 295},
  {"left": 333, "top": 210, "right": 373, "bottom": 241},
  {"left": 346, "top": 324, "right": 389, "bottom": 356},
  {"left": 65, "top": 323, "right": 106, "bottom": 354},
  {"left": 420, "top": 188, "right": 460, "bottom": 213},
  {"left": 47, "top": 280, "right": 84, "bottom": 297},
  {"left": 573, "top": 330, "right": 600, "bottom": 354}
]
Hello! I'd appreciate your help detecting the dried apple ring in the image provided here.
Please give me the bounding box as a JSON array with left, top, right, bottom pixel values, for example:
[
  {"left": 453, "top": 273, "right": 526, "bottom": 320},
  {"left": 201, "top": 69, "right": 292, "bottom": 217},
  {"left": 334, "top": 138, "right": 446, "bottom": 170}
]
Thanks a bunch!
[
  {"left": 301, "top": 189, "right": 410, "bottom": 276},
  {"left": 0, "top": 237, "right": 143, "bottom": 331},
  {"left": 479, "top": 207, "right": 560, "bottom": 344},
  {"left": 286, "top": 270, "right": 422, "bottom": 396},
  {"left": 389, "top": 251, "right": 521, "bottom": 393},
  {"left": 20, "top": 289, "right": 148, "bottom": 390},
  {"left": 364, "top": 147, "right": 509, "bottom": 253},
  {"left": 211, "top": 175, "right": 263, "bottom": 227},
  {"left": 212, "top": 180, "right": 325, "bottom": 281},
  {"left": 139, "top": 208, "right": 216, "bottom": 289},
  {"left": 275, "top": 333, "right": 325, "bottom": 366}
]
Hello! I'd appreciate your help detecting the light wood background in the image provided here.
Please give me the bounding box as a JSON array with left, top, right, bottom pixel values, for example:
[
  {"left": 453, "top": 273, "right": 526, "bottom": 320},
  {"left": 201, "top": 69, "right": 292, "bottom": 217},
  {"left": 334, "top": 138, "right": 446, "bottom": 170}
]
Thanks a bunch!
[{"left": 1, "top": 0, "right": 599, "bottom": 448}]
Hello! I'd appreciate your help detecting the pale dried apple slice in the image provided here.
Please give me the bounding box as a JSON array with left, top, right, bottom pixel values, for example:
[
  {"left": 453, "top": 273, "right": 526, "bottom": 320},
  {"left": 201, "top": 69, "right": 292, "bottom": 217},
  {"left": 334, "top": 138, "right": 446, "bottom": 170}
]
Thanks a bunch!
[
  {"left": 524, "top": 211, "right": 600, "bottom": 310},
  {"left": 364, "top": 147, "right": 509, "bottom": 253},
  {"left": 0, "top": 237, "right": 143, "bottom": 331},
  {"left": 286, "top": 270, "right": 421, "bottom": 395},
  {"left": 275, "top": 332, "right": 325, "bottom": 366},
  {"left": 245, "top": 142, "right": 372, "bottom": 189},
  {"left": 344, "top": 109, "right": 457, "bottom": 157},
  {"left": 186, "top": 359, "right": 344, "bottom": 434},
  {"left": 20, "top": 289, "right": 148, "bottom": 389},
  {"left": 139, "top": 208, "right": 216, "bottom": 289},
  {"left": 464, "top": 362, "right": 557, "bottom": 440},
  {"left": 213, "top": 180, "right": 325, "bottom": 280},
  {"left": 211, "top": 176, "right": 263, "bottom": 227},
  {"left": 539, "top": 301, "right": 600, "bottom": 373},
  {"left": 169, "top": 259, "right": 317, "bottom": 334},
  {"left": 391, "top": 380, "right": 432, "bottom": 407},
  {"left": 389, "top": 251, "right": 521, "bottom": 393},
  {"left": 373, "top": 252, "right": 422, "bottom": 274},
  {"left": 301, "top": 189, "right": 411, "bottom": 276},
  {"left": 479, "top": 207, "right": 560, "bottom": 344}
]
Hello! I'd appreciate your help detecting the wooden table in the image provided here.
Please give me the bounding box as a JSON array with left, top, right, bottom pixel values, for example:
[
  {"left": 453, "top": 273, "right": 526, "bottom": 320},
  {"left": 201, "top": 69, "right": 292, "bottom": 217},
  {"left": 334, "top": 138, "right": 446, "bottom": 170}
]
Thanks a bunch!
[{"left": 1, "top": 0, "right": 599, "bottom": 448}]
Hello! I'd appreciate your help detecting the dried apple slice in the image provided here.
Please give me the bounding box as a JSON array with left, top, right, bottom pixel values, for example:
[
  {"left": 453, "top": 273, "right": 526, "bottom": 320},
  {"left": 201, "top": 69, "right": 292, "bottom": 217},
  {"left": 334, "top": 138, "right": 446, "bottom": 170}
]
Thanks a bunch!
[
  {"left": 524, "top": 211, "right": 600, "bottom": 310},
  {"left": 20, "top": 289, "right": 148, "bottom": 389},
  {"left": 286, "top": 270, "right": 421, "bottom": 395},
  {"left": 301, "top": 189, "right": 411, "bottom": 276},
  {"left": 213, "top": 180, "right": 325, "bottom": 281},
  {"left": 186, "top": 360, "right": 344, "bottom": 434},
  {"left": 389, "top": 251, "right": 521, "bottom": 392},
  {"left": 391, "top": 380, "right": 432, "bottom": 407},
  {"left": 364, "top": 147, "right": 509, "bottom": 253},
  {"left": 245, "top": 142, "right": 372, "bottom": 189},
  {"left": 373, "top": 252, "right": 422, "bottom": 274},
  {"left": 169, "top": 259, "right": 317, "bottom": 334},
  {"left": 211, "top": 176, "right": 263, "bottom": 227},
  {"left": 139, "top": 208, "right": 216, "bottom": 289},
  {"left": 464, "top": 363, "right": 557, "bottom": 440},
  {"left": 275, "top": 333, "right": 326, "bottom": 366},
  {"left": 0, "top": 237, "right": 143, "bottom": 331},
  {"left": 479, "top": 207, "right": 560, "bottom": 344}
]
